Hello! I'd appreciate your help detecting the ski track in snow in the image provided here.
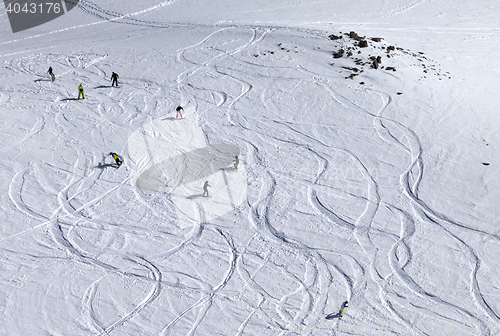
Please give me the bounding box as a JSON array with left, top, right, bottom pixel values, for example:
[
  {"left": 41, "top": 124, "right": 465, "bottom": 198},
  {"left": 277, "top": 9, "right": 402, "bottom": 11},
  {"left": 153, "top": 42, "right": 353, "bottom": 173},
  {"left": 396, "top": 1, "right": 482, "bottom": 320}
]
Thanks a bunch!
[{"left": 1, "top": 4, "right": 499, "bottom": 335}]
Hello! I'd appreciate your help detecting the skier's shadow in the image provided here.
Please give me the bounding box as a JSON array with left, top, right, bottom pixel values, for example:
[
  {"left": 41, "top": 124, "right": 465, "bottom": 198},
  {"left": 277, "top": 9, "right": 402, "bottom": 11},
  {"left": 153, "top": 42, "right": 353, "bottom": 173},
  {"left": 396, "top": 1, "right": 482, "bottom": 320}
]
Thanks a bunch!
[
  {"left": 34, "top": 79, "right": 51, "bottom": 82},
  {"left": 94, "top": 85, "right": 113, "bottom": 89},
  {"left": 325, "top": 313, "right": 341, "bottom": 320},
  {"left": 161, "top": 117, "right": 185, "bottom": 121},
  {"left": 61, "top": 98, "right": 79, "bottom": 101},
  {"left": 187, "top": 194, "right": 207, "bottom": 200},
  {"left": 95, "top": 163, "right": 119, "bottom": 169}
]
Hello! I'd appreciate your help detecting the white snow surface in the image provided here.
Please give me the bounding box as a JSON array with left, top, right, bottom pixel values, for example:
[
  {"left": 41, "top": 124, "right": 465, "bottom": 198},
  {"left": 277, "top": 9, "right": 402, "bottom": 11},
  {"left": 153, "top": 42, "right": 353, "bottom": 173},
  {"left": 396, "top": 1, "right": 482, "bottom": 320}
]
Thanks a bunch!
[{"left": 1, "top": 1, "right": 500, "bottom": 335}]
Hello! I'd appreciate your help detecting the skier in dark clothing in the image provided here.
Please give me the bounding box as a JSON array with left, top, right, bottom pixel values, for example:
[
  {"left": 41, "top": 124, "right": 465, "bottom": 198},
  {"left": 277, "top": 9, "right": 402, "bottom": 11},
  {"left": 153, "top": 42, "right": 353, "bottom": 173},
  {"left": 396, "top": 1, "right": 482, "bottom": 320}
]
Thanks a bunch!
[
  {"left": 339, "top": 301, "right": 348, "bottom": 319},
  {"left": 176, "top": 106, "right": 183, "bottom": 118},
  {"left": 111, "top": 72, "right": 119, "bottom": 87},
  {"left": 47, "top": 67, "right": 55, "bottom": 82},
  {"left": 109, "top": 152, "right": 122, "bottom": 166}
]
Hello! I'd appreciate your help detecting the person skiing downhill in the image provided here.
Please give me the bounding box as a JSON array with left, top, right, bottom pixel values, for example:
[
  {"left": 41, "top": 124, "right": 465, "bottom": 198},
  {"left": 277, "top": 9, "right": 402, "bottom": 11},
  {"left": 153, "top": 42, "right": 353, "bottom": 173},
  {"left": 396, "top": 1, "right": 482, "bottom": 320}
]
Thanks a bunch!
[
  {"left": 203, "top": 181, "right": 210, "bottom": 197},
  {"left": 47, "top": 67, "right": 55, "bottom": 82},
  {"left": 78, "top": 83, "right": 85, "bottom": 99},
  {"left": 233, "top": 155, "right": 239, "bottom": 170},
  {"left": 176, "top": 106, "right": 183, "bottom": 119},
  {"left": 109, "top": 152, "right": 122, "bottom": 166},
  {"left": 111, "top": 72, "right": 119, "bottom": 87},
  {"left": 339, "top": 301, "right": 348, "bottom": 319}
]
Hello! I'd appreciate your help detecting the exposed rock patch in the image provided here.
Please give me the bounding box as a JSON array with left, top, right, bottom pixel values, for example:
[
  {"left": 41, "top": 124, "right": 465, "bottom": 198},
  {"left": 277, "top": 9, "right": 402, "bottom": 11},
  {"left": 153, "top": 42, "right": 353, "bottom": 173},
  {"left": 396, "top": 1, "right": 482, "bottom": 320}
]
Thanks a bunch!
[
  {"left": 333, "top": 49, "right": 344, "bottom": 58},
  {"left": 326, "top": 30, "right": 449, "bottom": 82}
]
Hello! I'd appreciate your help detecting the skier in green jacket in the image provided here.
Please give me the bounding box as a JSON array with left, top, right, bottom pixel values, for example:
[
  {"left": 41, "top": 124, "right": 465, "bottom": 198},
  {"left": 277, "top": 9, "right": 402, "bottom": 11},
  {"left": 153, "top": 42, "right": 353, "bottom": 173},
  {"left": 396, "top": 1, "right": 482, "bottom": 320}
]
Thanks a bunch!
[{"left": 78, "top": 83, "right": 85, "bottom": 99}]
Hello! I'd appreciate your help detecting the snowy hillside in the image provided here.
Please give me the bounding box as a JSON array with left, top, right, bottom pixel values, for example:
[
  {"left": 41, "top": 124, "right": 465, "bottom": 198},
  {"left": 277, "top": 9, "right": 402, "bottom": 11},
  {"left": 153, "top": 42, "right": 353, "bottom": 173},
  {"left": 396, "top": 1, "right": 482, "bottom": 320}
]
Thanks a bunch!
[{"left": 1, "top": 1, "right": 499, "bottom": 335}]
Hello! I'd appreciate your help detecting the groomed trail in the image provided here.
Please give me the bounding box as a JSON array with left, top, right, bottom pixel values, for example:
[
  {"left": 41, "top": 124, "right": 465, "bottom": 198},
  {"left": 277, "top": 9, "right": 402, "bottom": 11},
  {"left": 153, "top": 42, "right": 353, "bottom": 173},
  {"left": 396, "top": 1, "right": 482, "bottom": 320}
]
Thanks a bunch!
[{"left": 1, "top": 1, "right": 500, "bottom": 336}]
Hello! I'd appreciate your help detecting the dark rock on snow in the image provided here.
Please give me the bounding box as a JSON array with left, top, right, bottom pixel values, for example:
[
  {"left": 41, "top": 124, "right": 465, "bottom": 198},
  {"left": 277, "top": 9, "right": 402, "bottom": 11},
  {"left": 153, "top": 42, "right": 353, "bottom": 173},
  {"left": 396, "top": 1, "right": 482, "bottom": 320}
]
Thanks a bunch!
[
  {"left": 333, "top": 49, "right": 345, "bottom": 58},
  {"left": 349, "top": 31, "right": 364, "bottom": 41},
  {"left": 329, "top": 34, "right": 342, "bottom": 40},
  {"left": 371, "top": 56, "right": 382, "bottom": 69}
]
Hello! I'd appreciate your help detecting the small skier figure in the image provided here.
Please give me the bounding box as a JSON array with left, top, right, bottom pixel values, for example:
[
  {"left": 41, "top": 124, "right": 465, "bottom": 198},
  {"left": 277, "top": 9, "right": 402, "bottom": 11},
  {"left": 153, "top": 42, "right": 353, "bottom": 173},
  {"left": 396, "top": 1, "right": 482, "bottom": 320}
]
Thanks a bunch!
[
  {"left": 203, "top": 181, "right": 210, "bottom": 197},
  {"left": 47, "top": 67, "right": 55, "bottom": 82},
  {"left": 109, "top": 152, "right": 122, "bottom": 166},
  {"left": 176, "top": 106, "right": 183, "bottom": 119},
  {"left": 233, "top": 155, "right": 239, "bottom": 170},
  {"left": 78, "top": 83, "right": 85, "bottom": 99},
  {"left": 338, "top": 301, "right": 348, "bottom": 319},
  {"left": 111, "top": 72, "right": 119, "bottom": 87}
]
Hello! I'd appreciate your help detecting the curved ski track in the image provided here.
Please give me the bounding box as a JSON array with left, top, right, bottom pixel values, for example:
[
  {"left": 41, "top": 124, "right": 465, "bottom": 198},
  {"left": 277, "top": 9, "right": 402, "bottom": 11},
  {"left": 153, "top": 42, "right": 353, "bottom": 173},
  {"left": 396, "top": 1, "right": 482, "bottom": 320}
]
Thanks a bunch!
[
  {"left": 185, "top": 27, "right": 499, "bottom": 335},
  {"left": 0, "top": 7, "right": 499, "bottom": 335}
]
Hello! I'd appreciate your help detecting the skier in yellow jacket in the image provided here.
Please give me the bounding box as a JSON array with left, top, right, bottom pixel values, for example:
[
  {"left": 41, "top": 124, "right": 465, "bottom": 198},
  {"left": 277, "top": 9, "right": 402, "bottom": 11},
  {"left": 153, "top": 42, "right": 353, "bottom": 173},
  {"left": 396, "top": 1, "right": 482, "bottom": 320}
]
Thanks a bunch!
[
  {"left": 78, "top": 83, "right": 85, "bottom": 99},
  {"left": 109, "top": 152, "right": 122, "bottom": 166}
]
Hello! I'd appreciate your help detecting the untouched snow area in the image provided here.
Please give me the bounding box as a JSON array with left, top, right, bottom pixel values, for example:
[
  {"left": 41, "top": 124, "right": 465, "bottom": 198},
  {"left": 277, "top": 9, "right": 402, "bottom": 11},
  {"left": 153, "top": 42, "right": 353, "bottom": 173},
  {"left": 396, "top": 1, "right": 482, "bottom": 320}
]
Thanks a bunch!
[{"left": 1, "top": 1, "right": 500, "bottom": 335}]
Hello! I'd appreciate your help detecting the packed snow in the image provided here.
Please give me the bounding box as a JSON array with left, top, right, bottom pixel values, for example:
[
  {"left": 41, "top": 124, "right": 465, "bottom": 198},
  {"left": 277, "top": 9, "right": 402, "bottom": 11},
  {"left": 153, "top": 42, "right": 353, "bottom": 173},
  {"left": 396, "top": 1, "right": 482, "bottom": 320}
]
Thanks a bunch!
[{"left": 1, "top": 0, "right": 499, "bottom": 335}]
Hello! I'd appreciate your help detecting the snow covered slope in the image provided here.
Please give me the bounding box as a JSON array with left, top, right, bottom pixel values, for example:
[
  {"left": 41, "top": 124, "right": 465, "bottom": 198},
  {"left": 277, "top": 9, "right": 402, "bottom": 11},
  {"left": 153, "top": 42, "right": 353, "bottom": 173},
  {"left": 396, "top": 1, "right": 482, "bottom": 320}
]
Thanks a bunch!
[{"left": 1, "top": 1, "right": 499, "bottom": 335}]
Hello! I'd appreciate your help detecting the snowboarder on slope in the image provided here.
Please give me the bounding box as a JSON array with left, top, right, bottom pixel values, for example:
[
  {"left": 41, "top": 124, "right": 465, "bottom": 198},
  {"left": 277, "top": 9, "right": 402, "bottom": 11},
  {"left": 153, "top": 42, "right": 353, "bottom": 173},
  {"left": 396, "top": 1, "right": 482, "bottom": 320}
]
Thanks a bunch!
[
  {"left": 339, "top": 301, "right": 348, "bottom": 319},
  {"left": 111, "top": 72, "right": 119, "bottom": 87},
  {"left": 78, "top": 83, "right": 85, "bottom": 99},
  {"left": 203, "top": 181, "right": 211, "bottom": 197},
  {"left": 109, "top": 152, "right": 122, "bottom": 166},
  {"left": 176, "top": 106, "right": 183, "bottom": 119},
  {"left": 233, "top": 155, "right": 239, "bottom": 170},
  {"left": 47, "top": 67, "right": 55, "bottom": 82}
]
